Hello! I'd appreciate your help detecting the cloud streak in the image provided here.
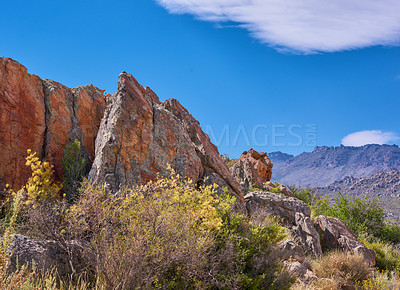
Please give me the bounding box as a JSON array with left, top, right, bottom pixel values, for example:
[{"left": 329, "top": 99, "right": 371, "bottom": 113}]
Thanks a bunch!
[
  {"left": 341, "top": 130, "right": 399, "bottom": 146},
  {"left": 156, "top": 0, "right": 400, "bottom": 53}
]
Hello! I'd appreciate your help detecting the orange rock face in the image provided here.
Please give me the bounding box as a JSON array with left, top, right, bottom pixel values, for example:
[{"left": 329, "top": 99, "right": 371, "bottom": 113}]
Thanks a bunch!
[
  {"left": 0, "top": 58, "right": 46, "bottom": 190},
  {"left": 89, "top": 72, "right": 244, "bottom": 205},
  {"left": 231, "top": 148, "right": 273, "bottom": 192},
  {"left": 0, "top": 57, "right": 106, "bottom": 191}
]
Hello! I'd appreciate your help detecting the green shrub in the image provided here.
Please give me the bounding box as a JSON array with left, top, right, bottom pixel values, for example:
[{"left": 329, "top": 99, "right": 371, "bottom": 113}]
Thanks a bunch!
[
  {"left": 289, "top": 185, "right": 320, "bottom": 207},
  {"left": 248, "top": 184, "right": 263, "bottom": 192},
  {"left": 308, "top": 193, "right": 400, "bottom": 244},
  {"left": 62, "top": 139, "right": 86, "bottom": 202},
  {"left": 362, "top": 239, "right": 400, "bottom": 272},
  {"left": 358, "top": 269, "right": 400, "bottom": 289}
]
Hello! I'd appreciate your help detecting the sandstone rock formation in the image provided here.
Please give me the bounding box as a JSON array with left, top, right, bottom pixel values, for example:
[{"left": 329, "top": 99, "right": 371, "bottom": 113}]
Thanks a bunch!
[
  {"left": 0, "top": 58, "right": 45, "bottom": 191},
  {"left": 0, "top": 57, "right": 106, "bottom": 191},
  {"left": 230, "top": 149, "right": 273, "bottom": 192},
  {"left": 314, "top": 215, "right": 376, "bottom": 266},
  {"left": 89, "top": 72, "right": 244, "bottom": 205}
]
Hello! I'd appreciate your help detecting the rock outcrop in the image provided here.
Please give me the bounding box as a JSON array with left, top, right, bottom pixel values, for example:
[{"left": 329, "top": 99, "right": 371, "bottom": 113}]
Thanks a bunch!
[
  {"left": 89, "top": 72, "right": 244, "bottom": 206},
  {"left": 0, "top": 57, "right": 106, "bottom": 191},
  {"left": 245, "top": 191, "right": 322, "bottom": 257},
  {"left": 230, "top": 149, "right": 273, "bottom": 192},
  {"left": 314, "top": 215, "right": 376, "bottom": 266},
  {"left": 245, "top": 191, "right": 311, "bottom": 225}
]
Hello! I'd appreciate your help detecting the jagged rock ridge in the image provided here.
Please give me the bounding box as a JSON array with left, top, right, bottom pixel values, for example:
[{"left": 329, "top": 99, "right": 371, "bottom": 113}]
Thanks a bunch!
[{"left": 88, "top": 71, "right": 244, "bottom": 204}]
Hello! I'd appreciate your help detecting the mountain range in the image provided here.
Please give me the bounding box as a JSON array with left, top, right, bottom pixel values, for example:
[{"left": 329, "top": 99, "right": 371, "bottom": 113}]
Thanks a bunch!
[{"left": 269, "top": 144, "right": 400, "bottom": 187}]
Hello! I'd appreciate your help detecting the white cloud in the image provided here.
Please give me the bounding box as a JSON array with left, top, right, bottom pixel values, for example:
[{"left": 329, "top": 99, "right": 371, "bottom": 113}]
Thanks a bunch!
[
  {"left": 341, "top": 130, "right": 399, "bottom": 146},
  {"left": 156, "top": 0, "right": 400, "bottom": 53}
]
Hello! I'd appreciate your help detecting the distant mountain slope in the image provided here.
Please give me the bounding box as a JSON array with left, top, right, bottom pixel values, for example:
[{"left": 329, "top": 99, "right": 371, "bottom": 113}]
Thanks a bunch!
[
  {"left": 269, "top": 144, "right": 400, "bottom": 187},
  {"left": 317, "top": 169, "right": 400, "bottom": 219},
  {"left": 267, "top": 151, "right": 294, "bottom": 163}
]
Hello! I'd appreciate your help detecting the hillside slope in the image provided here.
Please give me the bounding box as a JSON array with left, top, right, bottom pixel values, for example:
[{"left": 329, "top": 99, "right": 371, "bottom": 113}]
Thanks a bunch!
[{"left": 318, "top": 169, "right": 400, "bottom": 219}]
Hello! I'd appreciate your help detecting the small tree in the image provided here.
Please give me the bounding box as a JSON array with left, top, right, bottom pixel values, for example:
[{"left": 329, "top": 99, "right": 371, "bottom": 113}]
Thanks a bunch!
[{"left": 62, "top": 140, "right": 86, "bottom": 203}]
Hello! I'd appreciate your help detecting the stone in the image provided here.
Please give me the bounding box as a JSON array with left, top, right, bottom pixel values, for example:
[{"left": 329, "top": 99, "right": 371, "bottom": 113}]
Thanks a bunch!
[
  {"left": 314, "top": 215, "right": 376, "bottom": 266},
  {"left": 244, "top": 191, "right": 311, "bottom": 225},
  {"left": 6, "top": 234, "right": 84, "bottom": 278},
  {"left": 42, "top": 80, "right": 107, "bottom": 180},
  {"left": 245, "top": 191, "right": 322, "bottom": 257},
  {"left": 291, "top": 212, "right": 322, "bottom": 258},
  {"left": 89, "top": 72, "right": 245, "bottom": 208},
  {"left": 279, "top": 240, "right": 317, "bottom": 285},
  {"left": 230, "top": 149, "right": 273, "bottom": 192},
  {"left": 0, "top": 57, "right": 106, "bottom": 191}
]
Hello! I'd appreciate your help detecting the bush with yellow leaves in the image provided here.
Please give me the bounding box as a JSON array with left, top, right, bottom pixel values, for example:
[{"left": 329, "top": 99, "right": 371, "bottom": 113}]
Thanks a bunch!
[{"left": 24, "top": 149, "right": 61, "bottom": 204}]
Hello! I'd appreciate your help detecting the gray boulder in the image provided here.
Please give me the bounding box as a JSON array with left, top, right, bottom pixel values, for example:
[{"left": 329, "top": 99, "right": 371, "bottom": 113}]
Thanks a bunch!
[
  {"left": 6, "top": 234, "right": 84, "bottom": 278},
  {"left": 245, "top": 191, "right": 311, "bottom": 225},
  {"left": 245, "top": 191, "right": 322, "bottom": 257},
  {"left": 314, "top": 215, "right": 376, "bottom": 266},
  {"left": 291, "top": 212, "right": 322, "bottom": 258}
]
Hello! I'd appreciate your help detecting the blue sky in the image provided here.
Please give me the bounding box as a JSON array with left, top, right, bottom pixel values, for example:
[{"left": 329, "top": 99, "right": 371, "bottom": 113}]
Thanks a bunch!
[{"left": 1, "top": 0, "right": 400, "bottom": 157}]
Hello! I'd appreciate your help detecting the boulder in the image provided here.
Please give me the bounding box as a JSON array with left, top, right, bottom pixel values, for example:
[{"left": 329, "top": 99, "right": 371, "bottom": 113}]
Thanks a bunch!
[
  {"left": 291, "top": 212, "right": 322, "bottom": 257},
  {"left": 231, "top": 149, "right": 273, "bottom": 192},
  {"left": 0, "top": 57, "right": 106, "bottom": 191},
  {"left": 6, "top": 234, "right": 84, "bottom": 278},
  {"left": 89, "top": 72, "right": 244, "bottom": 207},
  {"left": 245, "top": 191, "right": 310, "bottom": 225},
  {"left": 245, "top": 191, "right": 322, "bottom": 257},
  {"left": 279, "top": 240, "right": 317, "bottom": 285},
  {"left": 314, "top": 215, "right": 376, "bottom": 266}
]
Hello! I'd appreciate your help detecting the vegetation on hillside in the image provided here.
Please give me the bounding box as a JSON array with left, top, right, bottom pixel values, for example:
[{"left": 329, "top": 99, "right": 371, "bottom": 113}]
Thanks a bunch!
[
  {"left": 291, "top": 185, "right": 400, "bottom": 282},
  {"left": 0, "top": 150, "right": 294, "bottom": 289}
]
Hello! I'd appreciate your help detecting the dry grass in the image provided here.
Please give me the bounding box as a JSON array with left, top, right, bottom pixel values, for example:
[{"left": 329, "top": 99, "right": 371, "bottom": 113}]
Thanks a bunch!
[{"left": 312, "top": 251, "right": 373, "bottom": 288}]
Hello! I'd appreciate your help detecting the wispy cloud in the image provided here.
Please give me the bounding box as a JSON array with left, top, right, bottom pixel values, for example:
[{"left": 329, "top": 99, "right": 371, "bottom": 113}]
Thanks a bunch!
[
  {"left": 156, "top": 0, "right": 400, "bottom": 53},
  {"left": 341, "top": 130, "right": 400, "bottom": 146}
]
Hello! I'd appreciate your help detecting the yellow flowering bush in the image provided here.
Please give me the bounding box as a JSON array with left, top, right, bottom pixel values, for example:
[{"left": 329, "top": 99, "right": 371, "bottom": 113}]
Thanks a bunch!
[{"left": 24, "top": 149, "right": 61, "bottom": 204}]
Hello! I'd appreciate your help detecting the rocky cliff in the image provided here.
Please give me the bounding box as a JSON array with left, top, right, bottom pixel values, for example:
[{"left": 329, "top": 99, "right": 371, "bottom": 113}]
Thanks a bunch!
[
  {"left": 88, "top": 71, "right": 244, "bottom": 204},
  {"left": 270, "top": 144, "right": 400, "bottom": 187},
  {"left": 0, "top": 57, "right": 106, "bottom": 190},
  {"left": 0, "top": 58, "right": 243, "bottom": 205}
]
